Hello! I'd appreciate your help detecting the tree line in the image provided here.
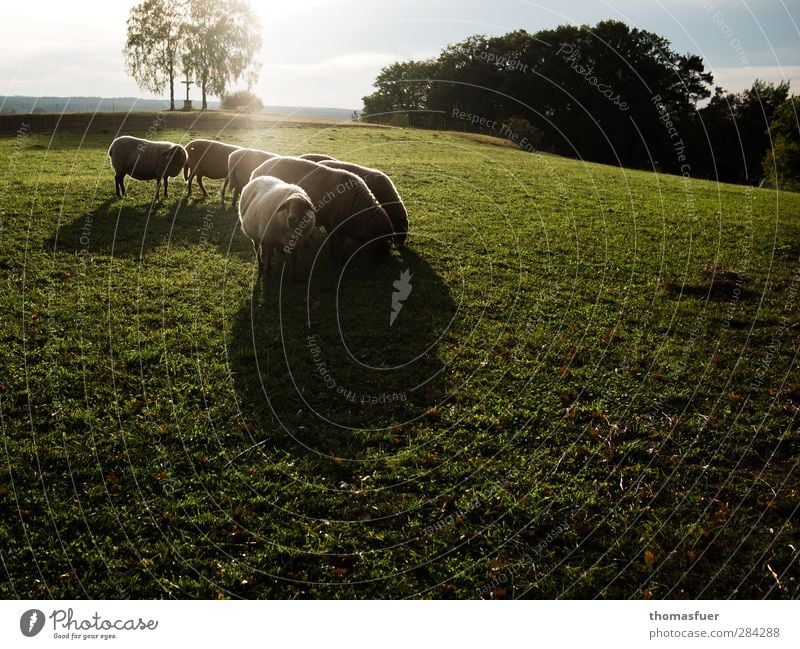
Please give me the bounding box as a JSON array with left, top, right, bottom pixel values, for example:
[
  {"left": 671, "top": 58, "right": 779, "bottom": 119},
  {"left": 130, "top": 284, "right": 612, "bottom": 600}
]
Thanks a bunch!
[
  {"left": 124, "top": 0, "right": 262, "bottom": 111},
  {"left": 362, "top": 20, "right": 798, "bottom": 188}
]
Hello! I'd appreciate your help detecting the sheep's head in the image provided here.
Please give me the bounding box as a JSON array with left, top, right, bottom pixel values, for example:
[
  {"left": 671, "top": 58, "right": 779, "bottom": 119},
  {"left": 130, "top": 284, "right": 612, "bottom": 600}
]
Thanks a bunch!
[
  {"left": 163, "top": 145, "right": 188, "bottom": 178},
  {"left": 283, "top": 195, "right": 316, "bottom": 245},
  {"left": 361, "top": 204, "right": 393, "bottom": 264}
]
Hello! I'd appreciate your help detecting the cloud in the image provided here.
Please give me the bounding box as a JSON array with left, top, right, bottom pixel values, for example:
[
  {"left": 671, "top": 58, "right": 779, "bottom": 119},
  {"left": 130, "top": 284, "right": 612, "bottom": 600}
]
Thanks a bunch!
[
  {"left": 264, "top": 52, "right": 400, "bottom": 75},
  {"left": 710, "top": 65, "right": 800, "bottom": 93}
]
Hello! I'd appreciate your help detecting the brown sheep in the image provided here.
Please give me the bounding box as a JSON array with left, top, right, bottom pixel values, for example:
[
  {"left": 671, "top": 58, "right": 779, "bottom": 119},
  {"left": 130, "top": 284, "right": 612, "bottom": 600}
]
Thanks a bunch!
[
  {"left": 320, "top": 160, "right": 408, "bottom": 248},
  {"left": 108, "top": 136, "right": 187, "bottom": 200},
  {"left": 299, "top": 153, "right": 338, "bottom": 162},
  {"left": 227, "top": 147, "right": 279, "bottom": 205},
  {"left": 251, "top": 156, "right": 393, "bottom": 263},
  {"left": 184, "top": 138, "right": 241, "bottom": 202}
]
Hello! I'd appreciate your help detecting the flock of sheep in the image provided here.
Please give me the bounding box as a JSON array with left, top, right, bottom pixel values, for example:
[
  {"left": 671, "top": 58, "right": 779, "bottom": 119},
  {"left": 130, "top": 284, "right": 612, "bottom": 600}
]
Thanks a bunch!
[{"left": 107, "top": 135, "right": 409, "bottom": 277}]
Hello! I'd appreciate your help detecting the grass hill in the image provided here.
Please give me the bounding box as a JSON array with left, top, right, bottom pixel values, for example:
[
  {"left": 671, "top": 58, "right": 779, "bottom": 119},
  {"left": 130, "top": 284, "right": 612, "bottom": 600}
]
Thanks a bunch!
[{"left": 0, "top": 122, "right": 798, "bottom": 598}]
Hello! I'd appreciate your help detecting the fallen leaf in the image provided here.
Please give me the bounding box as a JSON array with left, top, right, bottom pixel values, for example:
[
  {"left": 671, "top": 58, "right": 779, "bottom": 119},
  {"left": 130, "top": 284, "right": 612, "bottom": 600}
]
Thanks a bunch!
[
  {"left": 492, "top": 417, "right": 510, "bottom": 431},
  {"left": 644, "top": 548, "right": 657, "bottom": 565},
  {"left": 105, "top": 472, "right": 120, "bottom": 486}
]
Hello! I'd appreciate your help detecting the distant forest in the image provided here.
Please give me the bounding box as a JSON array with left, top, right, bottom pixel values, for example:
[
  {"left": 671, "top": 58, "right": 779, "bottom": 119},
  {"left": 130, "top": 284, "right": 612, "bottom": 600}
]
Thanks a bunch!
[
  {"left": 0, "top": 97, "right": 357, "bottom": 122},
  {"left": 363, "top": 20, "right": 798, "bottom": 188}
]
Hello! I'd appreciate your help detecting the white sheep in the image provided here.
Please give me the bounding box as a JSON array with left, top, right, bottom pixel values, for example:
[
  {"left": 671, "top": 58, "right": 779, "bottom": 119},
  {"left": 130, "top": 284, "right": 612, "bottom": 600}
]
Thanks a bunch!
[
  {"left": 320, "top": 160, "right": 409, "bottom": 248},
  {"left": 184, "top": 138, "right": 241, "bottom": 202},
  {"left": 108, "top": 136, "right": 187, "bottom": 200},
  {"left": 251, "top": 156, "right": 393, "bottom": 264},
  {"left": 299, "top": 153, "right": 338, "bottom": 162},
  {"left": 227, "top": 147, "right": 279, "bottom": 205},
  {"left": 238, "top": 176, "right": 316, "bottom": 280}
]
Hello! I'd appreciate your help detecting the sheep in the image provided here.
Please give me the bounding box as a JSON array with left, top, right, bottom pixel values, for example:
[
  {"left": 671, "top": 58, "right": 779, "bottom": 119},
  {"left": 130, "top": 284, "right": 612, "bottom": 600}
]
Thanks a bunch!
[
  {"left": 108, "top": 136, "right": 187, "bottom": 200},
  {"left": 299, "top": 153, "right": 338, "bottom": 162},
  {"left": 238, "top": 176, "right": 316, "bottom": 280},
  {"left": 227, "top": 147, "right": 279, "bottom": 205},
  {"left": 184, "top": 138, "right": 241, "bottom": 202},
  {"left": 251, "top": 156, "right": 393, "bottom": 264},
  {"left": 320, "top": 160, "right": 409, "bottom": 248}
]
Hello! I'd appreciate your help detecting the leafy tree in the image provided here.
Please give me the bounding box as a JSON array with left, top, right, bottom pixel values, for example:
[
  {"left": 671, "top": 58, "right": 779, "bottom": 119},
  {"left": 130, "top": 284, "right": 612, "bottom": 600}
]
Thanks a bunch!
[
  {"left": 697, "top": 80, "right": 790, "bottom": 183},
  {"left": 182, "top": 0, "right": 263, "bottom": 110},
  {"left": 363, "top": 59, "right": 440, "bottom": 125},
  {"left": 362, "top": 21, "right": 715, "bottom": 169},
  {"left": 123, "top": 0, "right": 185, "bottom": 111},
  {"left": 764, "top": 96, "right": 800, "bottom": 190},
  {"left": 221, "top": 89, "right": 263, "bottom": 112}
]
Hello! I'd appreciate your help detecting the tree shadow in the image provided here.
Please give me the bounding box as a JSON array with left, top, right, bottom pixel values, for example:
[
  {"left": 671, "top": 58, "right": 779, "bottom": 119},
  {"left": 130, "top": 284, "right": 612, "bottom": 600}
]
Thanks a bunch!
[{"left": 226, "top": 245, "right": 458, "bottom": 475}]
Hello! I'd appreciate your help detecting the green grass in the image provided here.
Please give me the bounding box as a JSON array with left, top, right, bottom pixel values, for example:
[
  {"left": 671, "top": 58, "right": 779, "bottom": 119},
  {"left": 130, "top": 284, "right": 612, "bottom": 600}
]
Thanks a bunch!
[{"left": 1, "top": 123, "right": 798, "bottom": 599}]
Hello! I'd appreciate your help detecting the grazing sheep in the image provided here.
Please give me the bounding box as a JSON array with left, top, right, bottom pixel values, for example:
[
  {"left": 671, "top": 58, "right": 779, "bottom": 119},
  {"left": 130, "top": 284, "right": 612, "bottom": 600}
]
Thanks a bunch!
[
  {"left": 251, "top": 156, "right": 393, "bottom": 263},
  {"left": 299, "top": 153, "right": 337, "bottom": 162},
  {"left": 320, "top": 160, "right": 409, "bottom": 248},
  {"left": 227, "top": 147, "right": 279, "bottom": 205},
  {"left": 238, "top": 176, "right": 316, "bottom": 280},
  {"left": 108, "top": 136, "right": 187, "bottom": 200},
  {"left": 184, "top": 138, "right": 241, "bottom": 202}
]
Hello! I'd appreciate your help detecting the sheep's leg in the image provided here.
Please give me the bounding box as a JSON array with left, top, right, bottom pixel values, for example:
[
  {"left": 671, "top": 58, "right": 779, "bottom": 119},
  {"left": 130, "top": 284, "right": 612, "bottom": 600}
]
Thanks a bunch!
[
  {"left": 163, "top": 176, "right": 169, "bottom": 198},
  {"left": 221, "top": 177, "right": 229, "bottom": 206},
  {"left": 186, "top": 172, "right": 194, "bottom": 196},
  {"left": 154, "top": 179, "right": 162, "bottom": 201},
  {"left": 196, "top": 175, "right": 209, "bottom": 199},
  {"left": 290, "top": 250, "right": 298, "bottom": 282},
  {"left": 264, "top": 245, "right": 274, "bottom": 277},
  {"left": 252, "top": 241, "right": 263, "bottom": 275},
  {"left": 114, "top": 172, "right": 124, "bottom": 197}
]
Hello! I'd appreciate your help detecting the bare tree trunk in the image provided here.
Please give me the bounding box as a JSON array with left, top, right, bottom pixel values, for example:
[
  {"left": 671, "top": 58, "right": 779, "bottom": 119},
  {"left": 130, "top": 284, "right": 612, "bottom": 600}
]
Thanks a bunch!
[
  {"left": 202, "top": 74, "right": 208, "bottom": 110},
  {"left": 169, "top": 69, "right": 175, "bottom": 111}
]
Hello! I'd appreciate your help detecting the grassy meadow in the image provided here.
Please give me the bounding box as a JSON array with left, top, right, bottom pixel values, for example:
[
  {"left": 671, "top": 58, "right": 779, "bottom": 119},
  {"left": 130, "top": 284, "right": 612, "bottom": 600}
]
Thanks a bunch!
[{"left": 0, "top": 120, "right": 798, "bottom": 598}]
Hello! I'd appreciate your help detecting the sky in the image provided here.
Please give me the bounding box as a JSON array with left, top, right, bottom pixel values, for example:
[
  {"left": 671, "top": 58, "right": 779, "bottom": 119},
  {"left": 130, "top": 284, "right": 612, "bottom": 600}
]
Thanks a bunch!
[{"left": 1, "top": 0, "right": 798, "bottom": 109}]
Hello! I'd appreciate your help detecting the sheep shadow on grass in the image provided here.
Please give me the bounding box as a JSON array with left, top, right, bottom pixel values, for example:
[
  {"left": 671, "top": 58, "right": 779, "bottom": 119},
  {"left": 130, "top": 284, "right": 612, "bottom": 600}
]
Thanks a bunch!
[
  {"left": 227, "top": 245, "right": 458, "bottom": 473},
  {"left": 51, "top": 192, "right": 242, "bottom": 259}
]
